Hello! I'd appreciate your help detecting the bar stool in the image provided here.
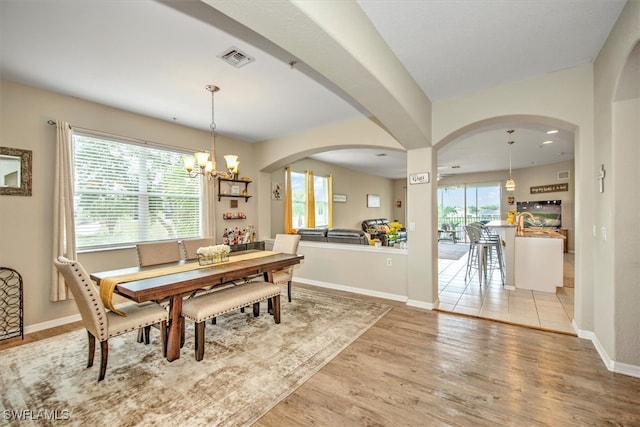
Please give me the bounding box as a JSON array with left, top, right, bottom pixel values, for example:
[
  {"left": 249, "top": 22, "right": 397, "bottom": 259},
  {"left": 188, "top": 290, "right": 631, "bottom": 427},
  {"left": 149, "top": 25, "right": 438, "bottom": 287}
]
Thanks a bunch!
[{"left": 464, "top": 224, "right": 504, "bottom": 286}]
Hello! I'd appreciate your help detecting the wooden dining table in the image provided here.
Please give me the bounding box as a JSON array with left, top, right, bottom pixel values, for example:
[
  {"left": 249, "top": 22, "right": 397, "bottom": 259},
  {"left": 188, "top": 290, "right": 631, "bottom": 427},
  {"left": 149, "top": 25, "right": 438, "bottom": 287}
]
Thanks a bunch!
[{"left": 90, "top": 250, "right": 304, "bottom": 361}]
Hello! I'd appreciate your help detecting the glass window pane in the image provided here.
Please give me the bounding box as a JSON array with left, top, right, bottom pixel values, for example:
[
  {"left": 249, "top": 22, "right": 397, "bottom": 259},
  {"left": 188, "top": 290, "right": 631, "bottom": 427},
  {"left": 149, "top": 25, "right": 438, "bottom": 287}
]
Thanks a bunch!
[
  {"left": 289, "top": 171, "right": 330, "bottom": 229},
  {"left": 291, "top": 171, "right": 306, "bottom": 229},
  {"left": 73, "top": 133, "right": 201, "bottom": 250},
  {"left": 438, "top": 182, "right": 500, "bottom": 242},
  {"left": 314, "top": 175, "right": 329, "bottom": 227}
]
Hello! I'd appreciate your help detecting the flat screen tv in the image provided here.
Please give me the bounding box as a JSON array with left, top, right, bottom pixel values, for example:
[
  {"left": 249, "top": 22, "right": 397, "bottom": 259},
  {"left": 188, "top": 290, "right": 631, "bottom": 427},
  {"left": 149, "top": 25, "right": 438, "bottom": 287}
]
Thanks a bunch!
[{"left": 516, "top": 200, "right": 562, "bottom": 228}]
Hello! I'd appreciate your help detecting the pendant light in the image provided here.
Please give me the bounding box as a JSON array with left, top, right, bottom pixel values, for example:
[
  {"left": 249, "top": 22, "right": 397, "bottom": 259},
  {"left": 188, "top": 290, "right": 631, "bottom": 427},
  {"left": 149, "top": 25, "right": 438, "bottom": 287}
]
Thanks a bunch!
[
  {"left": 183, "top": 85, "right": 239, "bottom": 180},
  {"left": 505, "top": 129, "right": 516, "bottom": 192}
]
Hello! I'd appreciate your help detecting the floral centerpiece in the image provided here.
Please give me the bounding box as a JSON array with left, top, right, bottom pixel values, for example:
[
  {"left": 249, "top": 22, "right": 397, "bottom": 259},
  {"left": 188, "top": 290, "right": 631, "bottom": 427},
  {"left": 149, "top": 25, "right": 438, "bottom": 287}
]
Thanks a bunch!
[
  {"left": 387, "top": 221, "right": 404, "bottom": 242},
  {"left": 196, "top": 244, "right": 231, "bottom": 266}
]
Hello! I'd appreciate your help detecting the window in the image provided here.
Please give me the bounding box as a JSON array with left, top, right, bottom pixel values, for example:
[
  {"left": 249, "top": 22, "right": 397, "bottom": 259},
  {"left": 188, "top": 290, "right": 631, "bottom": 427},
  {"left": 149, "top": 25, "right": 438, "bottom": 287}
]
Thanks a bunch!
[
  {"left": 73, "top": 132, "right": 201, "bottom": 250},
  {"left": 438, "top": 182, "right": 501, "bottom": 241},
  {"left": 291, "top": 171, "right": 306, "bottom": 229},
  {"left": 313, "top": 174, "right": 329, "bottom": 227},
  {"left": 290, "top": 170, "right": 330, "bottom": 228}
]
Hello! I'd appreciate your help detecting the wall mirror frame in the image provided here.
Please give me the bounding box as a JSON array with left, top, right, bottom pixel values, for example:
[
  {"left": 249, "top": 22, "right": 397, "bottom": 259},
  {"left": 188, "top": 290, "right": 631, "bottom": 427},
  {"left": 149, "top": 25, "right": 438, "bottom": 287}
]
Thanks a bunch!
[{"left": 0, "top": 146, "right": 32, "bottom": 196}]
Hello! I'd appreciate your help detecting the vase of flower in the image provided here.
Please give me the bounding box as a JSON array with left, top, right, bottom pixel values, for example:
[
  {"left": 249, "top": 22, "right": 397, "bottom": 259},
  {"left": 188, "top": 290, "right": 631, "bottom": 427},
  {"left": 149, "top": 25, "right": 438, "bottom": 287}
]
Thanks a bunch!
[{"left": 196, "top": 244, "right": 231, "bottom": 266}]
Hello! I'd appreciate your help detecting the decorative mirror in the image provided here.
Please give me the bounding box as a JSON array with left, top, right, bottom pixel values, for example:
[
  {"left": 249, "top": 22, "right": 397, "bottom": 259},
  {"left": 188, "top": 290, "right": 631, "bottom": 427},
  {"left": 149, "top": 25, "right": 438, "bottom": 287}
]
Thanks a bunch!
[{"left": 0, "top": 147, "right": 32, "bottom": 196}]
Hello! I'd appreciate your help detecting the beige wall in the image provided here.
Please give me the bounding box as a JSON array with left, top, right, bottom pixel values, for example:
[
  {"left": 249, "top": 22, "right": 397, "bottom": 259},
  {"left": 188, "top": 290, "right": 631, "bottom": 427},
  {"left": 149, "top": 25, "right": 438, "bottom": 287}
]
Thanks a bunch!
[
  {"left": 269, "top": 157, "right": 397, "bottom": 235},
  {"left": 280, "top": 241, "right": 408, "bottom": 300},
  {"left": 593, "top": 0, "right": 640, "bottom": 369}
]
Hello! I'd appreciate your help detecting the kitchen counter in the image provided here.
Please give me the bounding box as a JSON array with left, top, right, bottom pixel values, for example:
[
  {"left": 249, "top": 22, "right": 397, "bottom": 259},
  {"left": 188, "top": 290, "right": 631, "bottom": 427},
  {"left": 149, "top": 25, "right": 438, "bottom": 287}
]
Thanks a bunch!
[
  {"left": 515, "top": 231, "right": 564, "bottom": 293},
  {"left": 517, "top": 228, "right": 566, "bottom": 239},
  {"left": 486, "top": 222, "right": 565, "bottom": 292}
]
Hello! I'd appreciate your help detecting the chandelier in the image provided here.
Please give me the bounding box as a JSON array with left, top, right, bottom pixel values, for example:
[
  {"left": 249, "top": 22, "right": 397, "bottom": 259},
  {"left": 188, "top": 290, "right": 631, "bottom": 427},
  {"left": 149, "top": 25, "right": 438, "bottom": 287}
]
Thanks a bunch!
[
  {"left": 183, "top": 85, "right": 239, "bottom": 180},
  {"left": 505, "top": 129, "right": 516, "bottom": 192}
]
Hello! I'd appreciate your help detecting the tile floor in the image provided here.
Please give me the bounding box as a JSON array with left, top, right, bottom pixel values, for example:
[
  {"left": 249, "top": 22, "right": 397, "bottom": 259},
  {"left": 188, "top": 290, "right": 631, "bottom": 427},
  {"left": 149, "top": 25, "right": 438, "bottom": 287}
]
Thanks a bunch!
[{"left": 438, "top": 246, "right": 575, "bottom": 335}]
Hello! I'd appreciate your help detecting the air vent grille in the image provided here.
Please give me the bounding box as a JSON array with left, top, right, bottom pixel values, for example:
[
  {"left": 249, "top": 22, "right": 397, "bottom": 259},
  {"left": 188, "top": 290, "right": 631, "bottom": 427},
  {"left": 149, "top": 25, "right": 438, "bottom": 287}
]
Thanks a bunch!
[{"left": 218, "top": 47, "right": 255, "bottom": 68}]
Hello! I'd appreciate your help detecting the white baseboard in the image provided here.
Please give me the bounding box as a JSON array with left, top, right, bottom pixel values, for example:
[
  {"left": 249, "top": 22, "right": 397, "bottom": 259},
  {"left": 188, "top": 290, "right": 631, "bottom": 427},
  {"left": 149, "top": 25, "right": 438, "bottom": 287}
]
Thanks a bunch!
[
  {"left": 294, "top": 277, "right": 408, "bottom": 303},
  {"left": 24, "top": 313, "right": 81, "bottom": 334},
  {"left": 23, "top": 301, "right": 135, "bottom": 335},
  {"left": 613, "top": 361, "right": 640, "bottom": 378},
  {"left": 406, "top": 299, "right": 436, "bottom": 310},
  {"left": 574, "top": 319, "right": 640, "bottom": 378}
]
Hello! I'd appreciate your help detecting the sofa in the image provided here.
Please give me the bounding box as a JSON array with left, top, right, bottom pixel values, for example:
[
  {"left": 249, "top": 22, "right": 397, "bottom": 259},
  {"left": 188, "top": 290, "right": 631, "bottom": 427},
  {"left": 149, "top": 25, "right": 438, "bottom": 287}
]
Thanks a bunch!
[
  {"left": 361, "top": 218, "right": 407, "bottom": 246},
  {"left": 327, "top": 229, "right": 368, "bottom": 245},
  {"left": 297, "top": 228, "right": 368, "bottom": 245},
  {"left": 296, "top": 228, "right": 329, "bottom": 242}
]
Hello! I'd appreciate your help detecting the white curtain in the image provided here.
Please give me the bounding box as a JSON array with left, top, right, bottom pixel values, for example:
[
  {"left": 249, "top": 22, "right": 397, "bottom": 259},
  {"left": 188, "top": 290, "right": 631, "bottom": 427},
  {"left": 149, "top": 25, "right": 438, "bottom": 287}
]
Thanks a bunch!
[
  {"left": 201, "top": 177, "right": 216, "bottom": 238},
  {"left": 51, "top": 120, "right": 76, "bottom": 301}
]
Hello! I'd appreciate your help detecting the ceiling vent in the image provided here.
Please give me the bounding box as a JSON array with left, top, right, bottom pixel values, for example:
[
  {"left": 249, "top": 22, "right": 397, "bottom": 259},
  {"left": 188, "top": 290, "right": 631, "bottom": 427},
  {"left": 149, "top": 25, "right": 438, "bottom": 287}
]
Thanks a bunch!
[{"left": 217, "top": 47, "right": 255, "bottom": 68}]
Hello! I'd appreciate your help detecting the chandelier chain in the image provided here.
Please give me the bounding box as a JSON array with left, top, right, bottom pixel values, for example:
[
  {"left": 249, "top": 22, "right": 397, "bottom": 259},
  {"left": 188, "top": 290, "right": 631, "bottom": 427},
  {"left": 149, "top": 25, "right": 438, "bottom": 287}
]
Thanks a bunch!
[{"left": 182, "top": 84, "right": 238, "bottom": 181}]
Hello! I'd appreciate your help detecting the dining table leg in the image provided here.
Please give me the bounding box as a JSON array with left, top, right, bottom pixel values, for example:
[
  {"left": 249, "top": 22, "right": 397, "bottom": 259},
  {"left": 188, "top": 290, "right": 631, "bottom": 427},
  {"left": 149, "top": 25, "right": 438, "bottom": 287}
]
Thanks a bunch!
[
  {"left": 166, "top": 295, "right": 183, "bottom": 362},
  {"left": 265, "top": 271, "right": 275, "bottom": 315}
]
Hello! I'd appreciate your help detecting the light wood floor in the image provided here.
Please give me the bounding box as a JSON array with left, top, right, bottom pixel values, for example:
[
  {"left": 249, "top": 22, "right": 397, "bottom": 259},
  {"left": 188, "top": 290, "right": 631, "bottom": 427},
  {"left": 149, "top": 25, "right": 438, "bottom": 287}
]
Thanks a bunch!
[
  {"left": 3, "top": 284, "right": 639, "bottom": 426},
  {"left": 256, "top": 284, "right": 640, "bottom": 426}
]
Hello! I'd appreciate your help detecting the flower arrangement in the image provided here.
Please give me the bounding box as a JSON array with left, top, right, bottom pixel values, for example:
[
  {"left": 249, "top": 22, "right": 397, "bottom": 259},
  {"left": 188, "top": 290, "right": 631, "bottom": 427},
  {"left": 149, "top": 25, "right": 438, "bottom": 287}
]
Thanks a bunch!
[
  {"left": 386, "top": 222, "right": 404, "bottom": 243},
  {"left": 196, "top": 244, "right": 231, "bottom": 266},
  {"left": 388, "top": 222, "right": 404, "bottom": 233}
]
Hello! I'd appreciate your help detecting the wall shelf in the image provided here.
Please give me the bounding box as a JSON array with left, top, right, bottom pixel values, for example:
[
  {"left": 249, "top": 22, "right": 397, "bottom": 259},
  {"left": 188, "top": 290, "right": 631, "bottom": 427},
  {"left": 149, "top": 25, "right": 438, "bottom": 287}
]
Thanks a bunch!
[
  {"left": 222, "top": 214, "right": 247, "bottom": 220},
  {"left": 217, "top": 178, "right": 251, "bottom": 202}
]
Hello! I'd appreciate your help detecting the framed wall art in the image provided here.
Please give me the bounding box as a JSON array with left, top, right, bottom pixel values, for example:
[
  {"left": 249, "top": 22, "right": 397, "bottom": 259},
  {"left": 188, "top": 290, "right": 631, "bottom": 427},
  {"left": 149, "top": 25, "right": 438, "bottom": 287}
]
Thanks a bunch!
[
  {"left": 0, "top": 146, "right": 32, "bottom": 196},
  {"left": 333, "top": 193, "right": 347, "bottom": 203},
  {"left": 367, "top": 194, "right": 380, "bottom": 208}
]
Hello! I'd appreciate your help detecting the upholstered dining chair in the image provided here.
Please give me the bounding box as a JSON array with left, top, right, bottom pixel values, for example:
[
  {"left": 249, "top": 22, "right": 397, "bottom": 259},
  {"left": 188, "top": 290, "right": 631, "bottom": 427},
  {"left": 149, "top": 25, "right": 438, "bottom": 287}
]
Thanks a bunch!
[
  {"left": 135, "top": 240, "right": 184, "bottom": 344},
  {"left": 180, "top": 237, "right": 215, "bottom": 260},
  {"left": 136, "top": 240, "right": 182, "bottom": 267},
  {"left": 271, "top": 233, "right": 301, "bottom": 302},
  {"left": 53, "top": 256, "right": 168, "bottom": 381}
]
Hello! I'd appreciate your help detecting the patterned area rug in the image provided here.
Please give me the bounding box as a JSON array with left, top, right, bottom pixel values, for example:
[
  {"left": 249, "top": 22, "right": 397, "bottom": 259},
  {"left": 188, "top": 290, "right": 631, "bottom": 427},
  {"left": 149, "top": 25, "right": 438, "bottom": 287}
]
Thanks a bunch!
[
  {"left": 438, "top": 242, "right": 470, "bottom": 260},
  {"left": 0, "top": 288, "right": 390, "bottom": 426}
]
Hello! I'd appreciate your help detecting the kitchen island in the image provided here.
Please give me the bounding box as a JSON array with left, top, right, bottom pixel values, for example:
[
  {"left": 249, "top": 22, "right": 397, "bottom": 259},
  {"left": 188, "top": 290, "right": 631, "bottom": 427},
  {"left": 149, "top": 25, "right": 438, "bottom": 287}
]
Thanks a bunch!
[{"left": 515, "top": 228, "right": 566, "bottom": 293}]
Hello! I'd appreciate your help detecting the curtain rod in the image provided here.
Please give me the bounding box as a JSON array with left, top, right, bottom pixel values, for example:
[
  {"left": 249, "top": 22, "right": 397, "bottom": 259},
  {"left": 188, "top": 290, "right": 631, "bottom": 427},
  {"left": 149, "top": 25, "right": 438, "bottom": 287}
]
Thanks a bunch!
[{"left": 46, "top": 119, "right": 190, "bottom": 153}]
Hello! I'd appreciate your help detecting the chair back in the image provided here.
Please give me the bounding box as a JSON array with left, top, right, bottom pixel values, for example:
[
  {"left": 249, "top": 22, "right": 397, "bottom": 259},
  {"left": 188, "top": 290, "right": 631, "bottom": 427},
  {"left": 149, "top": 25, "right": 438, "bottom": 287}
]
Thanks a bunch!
[
  {"left": 53, "top": 256, "right": 108, "bottom": 341},
  {"left": 181, "top": 238, "right": 215, "bottom": 260},
  {"left": 136, "top": 241, "right": 182, "bottom": 267},
  {"left": 273, "top": 233, "right": 301, "bottom": 255},
  {"left": 272, "top": 234, "right": 301, "bottom": 277},
  {"left": 464, "top": 224, "right": 482, "bottom": 244}
]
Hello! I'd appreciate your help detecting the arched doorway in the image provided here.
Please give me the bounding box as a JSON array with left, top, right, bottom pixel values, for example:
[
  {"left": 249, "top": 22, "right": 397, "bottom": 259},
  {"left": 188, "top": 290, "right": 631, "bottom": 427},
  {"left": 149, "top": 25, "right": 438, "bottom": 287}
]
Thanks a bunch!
[{"left": 434, "top": 116, "right": 577, "bottom": 333}]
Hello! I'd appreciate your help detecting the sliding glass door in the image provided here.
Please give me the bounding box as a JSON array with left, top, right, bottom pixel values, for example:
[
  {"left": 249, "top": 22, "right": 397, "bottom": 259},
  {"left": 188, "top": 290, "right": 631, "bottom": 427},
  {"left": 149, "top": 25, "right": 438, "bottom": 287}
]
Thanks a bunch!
[{"left": 438, "top": 182, "right": 501, "bottom": 242}]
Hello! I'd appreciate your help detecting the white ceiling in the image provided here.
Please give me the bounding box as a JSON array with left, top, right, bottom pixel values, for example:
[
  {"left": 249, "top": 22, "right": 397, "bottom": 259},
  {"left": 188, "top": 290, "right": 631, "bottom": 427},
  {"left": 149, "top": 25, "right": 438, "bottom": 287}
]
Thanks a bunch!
[{"left": 0, "top": 0, "right": 626, "bottom": 179}]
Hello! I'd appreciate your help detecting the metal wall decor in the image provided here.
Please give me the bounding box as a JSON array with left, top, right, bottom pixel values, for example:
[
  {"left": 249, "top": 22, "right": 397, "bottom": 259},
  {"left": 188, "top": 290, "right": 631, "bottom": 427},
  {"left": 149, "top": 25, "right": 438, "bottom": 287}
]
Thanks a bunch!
[{"left": 0, "top": 267, "right": 24, "bottom": 341}]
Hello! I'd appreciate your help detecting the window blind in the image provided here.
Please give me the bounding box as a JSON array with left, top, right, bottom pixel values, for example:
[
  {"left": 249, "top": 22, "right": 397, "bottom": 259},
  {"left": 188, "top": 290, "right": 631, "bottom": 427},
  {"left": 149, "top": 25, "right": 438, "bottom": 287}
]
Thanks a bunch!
[{"left": 73, "top": 132, "right": 201, "bottom": 250}]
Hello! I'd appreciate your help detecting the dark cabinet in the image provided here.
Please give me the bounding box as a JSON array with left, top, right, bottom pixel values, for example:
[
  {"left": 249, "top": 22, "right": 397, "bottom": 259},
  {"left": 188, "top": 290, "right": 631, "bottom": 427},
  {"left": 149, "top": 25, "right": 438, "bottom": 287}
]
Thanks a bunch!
[{"left": 229, "top": 241, "right": 265, "bottom": 252}]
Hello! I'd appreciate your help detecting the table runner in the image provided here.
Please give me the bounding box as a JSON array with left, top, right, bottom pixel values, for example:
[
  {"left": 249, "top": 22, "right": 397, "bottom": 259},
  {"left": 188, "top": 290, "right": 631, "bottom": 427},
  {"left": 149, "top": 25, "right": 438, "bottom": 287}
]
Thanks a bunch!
[{"left": 99, "top": 250, "right": 279, "bottom": 316}]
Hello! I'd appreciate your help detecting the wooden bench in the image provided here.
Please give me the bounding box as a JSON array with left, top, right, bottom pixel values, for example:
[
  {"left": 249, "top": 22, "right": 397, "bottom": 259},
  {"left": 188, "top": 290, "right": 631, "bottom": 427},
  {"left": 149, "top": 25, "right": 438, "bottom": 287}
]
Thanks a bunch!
[{"left": 181, "top": 281, "right": 281, "bottom": 361}]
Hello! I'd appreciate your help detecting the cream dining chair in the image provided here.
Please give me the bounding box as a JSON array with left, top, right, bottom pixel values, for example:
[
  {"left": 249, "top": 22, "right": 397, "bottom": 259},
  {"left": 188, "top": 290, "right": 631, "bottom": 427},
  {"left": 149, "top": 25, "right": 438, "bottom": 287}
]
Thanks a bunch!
[
  {"left": 53, "top": 256, "right": 168, "bottom": 381},
  {"left": 270, "top": 233, "right": 301, "bottom": 302},
  {"left": 136, "top": 240, "right": 182, "bottom": 267},
  {"left": 135, "top": 241, "right": 183, "bottom": 344},
  {"left": 180, "top": 237, "right": 215, "bottom": 260}
]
